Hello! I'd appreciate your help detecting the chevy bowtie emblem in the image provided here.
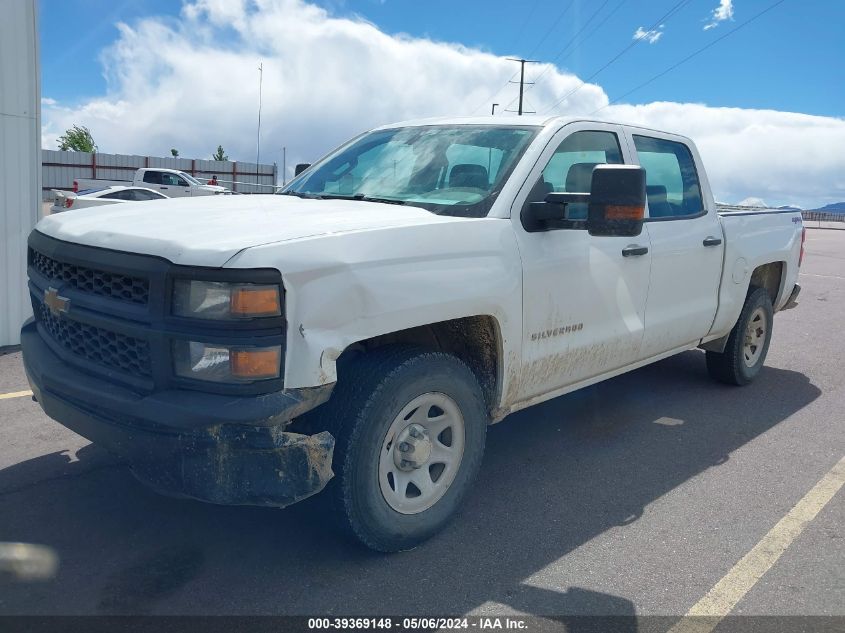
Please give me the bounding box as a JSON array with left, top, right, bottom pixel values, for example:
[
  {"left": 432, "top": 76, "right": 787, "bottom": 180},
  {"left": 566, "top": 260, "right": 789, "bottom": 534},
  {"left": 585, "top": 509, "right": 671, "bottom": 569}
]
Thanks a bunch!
[{"left": 44, "top": 287, "right": 70, "bottom": 316}]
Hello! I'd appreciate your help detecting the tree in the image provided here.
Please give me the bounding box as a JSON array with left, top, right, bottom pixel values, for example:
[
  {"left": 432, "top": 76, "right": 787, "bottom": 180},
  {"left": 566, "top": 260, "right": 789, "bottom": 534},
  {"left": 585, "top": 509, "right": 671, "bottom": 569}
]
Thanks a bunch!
[
  {"left": 212, "top": 145, "right": 228, "bottom": 161},
  {"left": 170, "top": 148, "right": 179, "bottom": 157},
  {"left": 58, "top": 125, "right": 96, "bottom": 152}
]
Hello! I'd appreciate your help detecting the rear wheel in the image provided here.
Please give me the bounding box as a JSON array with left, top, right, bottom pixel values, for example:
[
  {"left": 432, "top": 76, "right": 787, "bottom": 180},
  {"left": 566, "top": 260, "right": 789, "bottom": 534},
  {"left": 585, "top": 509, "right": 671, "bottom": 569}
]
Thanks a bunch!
[
  {"left": 319, "top": 346, "right": 488, "bottom": 552},
  {"left": 706, "top": 286, "right": 774, "bottom": 386}
]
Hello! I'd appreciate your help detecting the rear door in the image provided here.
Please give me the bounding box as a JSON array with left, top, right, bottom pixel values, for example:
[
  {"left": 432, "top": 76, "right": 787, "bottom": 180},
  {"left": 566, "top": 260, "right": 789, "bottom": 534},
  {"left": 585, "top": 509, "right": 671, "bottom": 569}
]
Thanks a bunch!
[
  {"left": 624, "top": 131, "right": 724, "bottom": 357},
  {"left": 511, "top": 123, "right": 652, "bottom": 402}
]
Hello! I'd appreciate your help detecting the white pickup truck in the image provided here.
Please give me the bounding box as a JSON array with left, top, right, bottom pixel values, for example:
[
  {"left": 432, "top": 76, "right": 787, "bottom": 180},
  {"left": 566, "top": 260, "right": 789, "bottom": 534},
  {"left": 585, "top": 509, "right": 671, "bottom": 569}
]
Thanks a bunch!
[
  {"left": 22, "top": 116, "right": 803, "bottom": 552},
  {"left": 73, "top": 167, "right": 227, "bottom": 197}
]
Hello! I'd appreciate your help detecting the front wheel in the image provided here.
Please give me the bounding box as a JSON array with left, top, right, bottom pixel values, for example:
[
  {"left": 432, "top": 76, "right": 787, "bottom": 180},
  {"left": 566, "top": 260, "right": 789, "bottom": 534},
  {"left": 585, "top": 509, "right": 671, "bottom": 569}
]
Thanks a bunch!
[
  {"left": 706, "top": 286, "right": 774, "bottom": 386},
  {"left": 323, "top": 346, "right": 488, "bottom": 552}
]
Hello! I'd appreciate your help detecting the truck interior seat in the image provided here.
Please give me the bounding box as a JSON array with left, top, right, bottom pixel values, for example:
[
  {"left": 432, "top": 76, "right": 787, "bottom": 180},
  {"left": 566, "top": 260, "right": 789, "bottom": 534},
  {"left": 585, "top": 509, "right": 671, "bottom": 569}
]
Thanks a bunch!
[
  {"left": 564, "top": 162, "right": 602, "bottom": 193},
  {"left": 646, "top": 185, "right": 674, "bottom": 218},
  {"left": 563, "top": 162, "right": 602, "bottom": 220},
  {"left": 449, "top": 164, "right": 489, "bottom": 189}
]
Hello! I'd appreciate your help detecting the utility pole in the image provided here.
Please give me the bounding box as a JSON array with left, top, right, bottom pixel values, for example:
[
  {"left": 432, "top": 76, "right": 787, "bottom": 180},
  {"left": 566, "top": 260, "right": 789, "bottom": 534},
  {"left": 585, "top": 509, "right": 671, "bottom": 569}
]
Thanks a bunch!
[
  {"left": 506, "top": 58, "right": 539, "bottom": 115},
  {"left": 282, "top": 146, "right": 286, "bottom": 186},
  {"left": 491, "top": 103, "right": 499, "bottom": 115},
  {"left": 256, "top": 61, "right": 263, "bottom": 188}
]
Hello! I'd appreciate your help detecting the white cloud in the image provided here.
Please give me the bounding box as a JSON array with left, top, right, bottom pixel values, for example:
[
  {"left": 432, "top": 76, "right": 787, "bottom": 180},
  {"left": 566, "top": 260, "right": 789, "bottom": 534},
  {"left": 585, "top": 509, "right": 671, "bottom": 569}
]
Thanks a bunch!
[
  {"left": 633, "top": 25, "right": 664, "bottom": 44},
  {"left": 601, "top": 102, "right": 845, "bottom": 208},
  {"left": 41, "top": 0, "right": 605, "bottom": 174},
  {"left": 704, "top": 0, "right": 734, "bottom": 30},
  {"left": 41, "top": 0, "right": 845, "bottom": 208}
]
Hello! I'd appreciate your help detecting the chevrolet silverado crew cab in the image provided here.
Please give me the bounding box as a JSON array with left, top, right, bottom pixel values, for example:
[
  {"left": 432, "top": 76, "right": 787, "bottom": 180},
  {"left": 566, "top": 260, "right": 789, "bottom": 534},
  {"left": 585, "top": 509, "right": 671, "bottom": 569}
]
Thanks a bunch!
[{"left": 22, "top": 116, "right": 804, "bottom": 552}]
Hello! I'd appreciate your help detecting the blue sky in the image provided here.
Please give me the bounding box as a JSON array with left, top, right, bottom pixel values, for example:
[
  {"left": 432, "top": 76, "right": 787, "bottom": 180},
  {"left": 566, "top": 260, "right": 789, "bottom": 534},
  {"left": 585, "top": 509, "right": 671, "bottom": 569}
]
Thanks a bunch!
[{"left": 41, "top": 0, "right": 844, "bottom": 117}]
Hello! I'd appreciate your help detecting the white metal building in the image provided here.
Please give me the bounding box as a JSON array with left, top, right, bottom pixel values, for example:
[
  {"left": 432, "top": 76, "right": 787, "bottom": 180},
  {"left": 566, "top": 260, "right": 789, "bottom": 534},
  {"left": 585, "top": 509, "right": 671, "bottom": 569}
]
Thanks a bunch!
[{"left": 0, "top": 0, "right": 40, "bottom": 347}]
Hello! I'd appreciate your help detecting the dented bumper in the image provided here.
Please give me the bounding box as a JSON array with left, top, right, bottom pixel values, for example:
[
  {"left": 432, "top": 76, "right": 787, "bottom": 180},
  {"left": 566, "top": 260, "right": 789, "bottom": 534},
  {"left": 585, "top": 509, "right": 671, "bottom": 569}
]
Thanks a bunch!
[{"left": 22, "top": 319, "right": 335, "bottom": 507}]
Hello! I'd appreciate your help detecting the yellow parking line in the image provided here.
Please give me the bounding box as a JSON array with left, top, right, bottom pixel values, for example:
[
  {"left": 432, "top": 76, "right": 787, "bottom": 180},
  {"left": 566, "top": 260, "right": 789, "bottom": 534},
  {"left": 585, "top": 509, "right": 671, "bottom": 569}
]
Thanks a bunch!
[
  {"left": 0, "top": 390, "right": 33, "bottom": 400},
  {"left": 668, "top": 455, "right": 845, "bottom": 633}
]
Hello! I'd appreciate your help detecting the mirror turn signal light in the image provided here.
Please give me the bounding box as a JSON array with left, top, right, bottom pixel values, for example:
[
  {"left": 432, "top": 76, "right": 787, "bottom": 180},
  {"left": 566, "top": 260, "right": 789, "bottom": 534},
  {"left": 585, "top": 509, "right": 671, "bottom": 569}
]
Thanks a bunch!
[{"left": 604, "top": 205, "right": 644, "bottom": 220}]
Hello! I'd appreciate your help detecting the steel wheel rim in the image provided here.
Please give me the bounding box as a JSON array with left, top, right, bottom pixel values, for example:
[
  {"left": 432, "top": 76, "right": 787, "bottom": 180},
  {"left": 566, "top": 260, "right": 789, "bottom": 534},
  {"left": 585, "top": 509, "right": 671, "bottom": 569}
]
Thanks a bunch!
[
  {"left": 743, "top": 307, "right": 767, "bottom": 367},
  {"left": 378, "top": 392, "right": 466, "bottom": 515}
]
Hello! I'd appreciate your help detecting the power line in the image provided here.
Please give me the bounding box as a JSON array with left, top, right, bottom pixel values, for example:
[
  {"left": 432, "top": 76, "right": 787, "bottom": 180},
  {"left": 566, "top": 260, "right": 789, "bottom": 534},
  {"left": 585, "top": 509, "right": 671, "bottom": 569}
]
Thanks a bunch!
[
  {"left": 591, "top": 0, "right": 790, "bottom": 115},
  {"left": 525, "top": 1, "right": 576, "bottom": 60},
  {"left": 542, "top": 0, "right": 695, "bottom": 113},
  {"left": 469, "top": 69, "right": 520, "bottom": 115},
  {"left": 508, "top": 0, "right": 542, "bottom": 54},
  {"left": 534, "top": 0, "right": 629, "bottom": 86},
  {"left": 529, "top": 0, "right": 617, "bottom": 91}
]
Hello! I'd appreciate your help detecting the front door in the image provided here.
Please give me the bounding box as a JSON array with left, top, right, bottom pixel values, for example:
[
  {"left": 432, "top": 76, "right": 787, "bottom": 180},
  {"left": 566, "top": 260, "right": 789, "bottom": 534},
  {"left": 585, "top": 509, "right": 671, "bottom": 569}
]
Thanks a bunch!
[{"left": 511, "top": 123, "right": 652, "bottom": 402}]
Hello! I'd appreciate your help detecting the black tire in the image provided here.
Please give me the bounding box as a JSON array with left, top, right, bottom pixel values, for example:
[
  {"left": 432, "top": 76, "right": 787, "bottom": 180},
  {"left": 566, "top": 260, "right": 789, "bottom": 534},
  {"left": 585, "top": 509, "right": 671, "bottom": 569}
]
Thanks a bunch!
[
  {"left": 317, "top": 345, "right": 488, "bottom": 552},
  {"left": 706, "top": 286, "right": 774, "bottom": 386}
]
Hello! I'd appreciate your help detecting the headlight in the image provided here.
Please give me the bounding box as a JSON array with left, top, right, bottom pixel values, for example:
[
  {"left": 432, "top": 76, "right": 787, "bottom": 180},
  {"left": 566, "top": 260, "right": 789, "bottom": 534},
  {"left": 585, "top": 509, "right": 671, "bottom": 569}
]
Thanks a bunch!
[
  {"left": 173, "top": 341, "right": 281, "bottom": 382},
  {"left": 173, "top": 280, "right": 281, "bottom": 319}
]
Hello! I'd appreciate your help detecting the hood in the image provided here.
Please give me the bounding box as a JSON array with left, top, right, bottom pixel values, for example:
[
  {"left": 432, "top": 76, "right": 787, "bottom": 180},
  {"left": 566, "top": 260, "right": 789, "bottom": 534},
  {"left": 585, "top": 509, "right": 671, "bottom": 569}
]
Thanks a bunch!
[{"left": 35, "top": 194, "right": 460, "bottom": 267}]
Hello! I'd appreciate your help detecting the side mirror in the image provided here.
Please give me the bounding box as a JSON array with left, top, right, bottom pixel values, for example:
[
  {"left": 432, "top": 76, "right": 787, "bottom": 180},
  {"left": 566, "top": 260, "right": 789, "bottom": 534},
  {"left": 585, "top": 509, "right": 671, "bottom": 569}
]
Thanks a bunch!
[
  {"left": 294, "top": 163, "right": 311, "bottom": 176},
  {"left": 586, "top": 165, "right": 646, "bottom": 237}
]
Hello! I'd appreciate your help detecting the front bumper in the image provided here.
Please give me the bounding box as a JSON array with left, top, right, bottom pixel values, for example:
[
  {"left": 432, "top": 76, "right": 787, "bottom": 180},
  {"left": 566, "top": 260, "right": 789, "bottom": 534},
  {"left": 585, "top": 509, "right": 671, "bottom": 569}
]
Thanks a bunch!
[{"left": 22, "top": 319, "right": 335, "bottom": 507}]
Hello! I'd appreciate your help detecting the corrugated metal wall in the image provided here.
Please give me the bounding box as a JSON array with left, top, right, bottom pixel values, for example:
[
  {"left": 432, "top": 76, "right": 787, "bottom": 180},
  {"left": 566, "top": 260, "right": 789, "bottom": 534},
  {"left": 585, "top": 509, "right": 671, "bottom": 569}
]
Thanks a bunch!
[
  {"left": 42, "top": 151, "right": 278, "bottom": 195},
  {"left": 0, "top": 0, "right": 40, "bottom": 347}
]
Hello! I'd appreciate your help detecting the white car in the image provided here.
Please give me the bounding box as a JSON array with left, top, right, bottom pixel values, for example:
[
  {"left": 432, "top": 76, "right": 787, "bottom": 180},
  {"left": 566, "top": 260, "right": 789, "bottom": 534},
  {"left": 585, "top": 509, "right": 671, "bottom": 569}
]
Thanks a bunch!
[
  {"left": 24, "top": 116, "right": 803, "bottom": 552},
  {"left": 50, "top": 186, "right": 167, "bottom": 213}
]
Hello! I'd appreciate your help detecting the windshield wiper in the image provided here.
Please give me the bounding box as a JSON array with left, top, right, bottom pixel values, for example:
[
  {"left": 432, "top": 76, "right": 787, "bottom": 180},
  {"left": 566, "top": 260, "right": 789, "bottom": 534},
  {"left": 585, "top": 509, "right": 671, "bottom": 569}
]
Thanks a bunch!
[
  {"left": 314, "top": 193, "right": 407, "bottom": 205},
  {"left": 279, "top": 191, "right": 407, "bottom": 205},
  {"left": 278, "top": 191, "right": 321, "bottom": 199}
]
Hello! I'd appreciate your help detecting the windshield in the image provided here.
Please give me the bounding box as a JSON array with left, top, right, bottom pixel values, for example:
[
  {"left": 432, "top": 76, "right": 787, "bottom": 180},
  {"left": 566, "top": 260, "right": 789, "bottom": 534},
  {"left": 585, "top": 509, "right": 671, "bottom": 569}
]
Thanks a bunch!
[
  {"left": 178, "top": 171, "right": 202, "bottom": 185},
  {"left": 281, "top": 125, "right": 538, "bottom": 217}
]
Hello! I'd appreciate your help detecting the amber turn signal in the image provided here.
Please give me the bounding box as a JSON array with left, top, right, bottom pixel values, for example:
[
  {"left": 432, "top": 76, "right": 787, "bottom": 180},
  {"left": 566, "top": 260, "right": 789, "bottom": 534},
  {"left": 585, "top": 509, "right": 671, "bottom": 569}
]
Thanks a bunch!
[
  {"left": 605, "top": 205, "right": 644, "bottom": 220},
  {"left": 230, "top": 348, "right": 281, "bottom": 379},
  {"left": 230, "top": 286, "right": 281, "bottom": 317}
]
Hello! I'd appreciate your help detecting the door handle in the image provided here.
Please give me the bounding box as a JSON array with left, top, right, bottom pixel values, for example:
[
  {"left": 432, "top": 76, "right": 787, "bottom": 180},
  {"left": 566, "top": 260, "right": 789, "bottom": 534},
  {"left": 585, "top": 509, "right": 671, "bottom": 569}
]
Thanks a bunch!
[
  {"left": 703, "top": 236, "right": 722, "bottom": 247},
  {"left": 622, "top": 245, "right": 649, "bottom": 257},
  {"left": 160, "top": 186, "right": 169, "bottom": 190}
]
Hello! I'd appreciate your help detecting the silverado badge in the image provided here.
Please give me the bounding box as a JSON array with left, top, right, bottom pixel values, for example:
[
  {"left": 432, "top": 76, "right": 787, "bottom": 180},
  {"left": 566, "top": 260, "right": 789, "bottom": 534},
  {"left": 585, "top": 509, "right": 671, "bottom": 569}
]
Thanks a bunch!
[{"left": 44, "top": 287, "right": 70, "bottom": 316}]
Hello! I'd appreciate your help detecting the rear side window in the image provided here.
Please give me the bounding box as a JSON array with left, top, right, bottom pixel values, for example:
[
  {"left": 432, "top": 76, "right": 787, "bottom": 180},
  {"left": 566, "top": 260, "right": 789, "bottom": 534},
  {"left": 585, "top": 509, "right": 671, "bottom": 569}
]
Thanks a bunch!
[
  {"left": 633, "top": 135, "right": 704, "bottom": 218},
  {"left": 100, "top": 191, "right": 131, "bottom": 200},
  {"left": 142, "top": 171, "right": 161, "bottom": 185},
  {"left": 133, "top": 189, "right": 164, "bottom": 200}
]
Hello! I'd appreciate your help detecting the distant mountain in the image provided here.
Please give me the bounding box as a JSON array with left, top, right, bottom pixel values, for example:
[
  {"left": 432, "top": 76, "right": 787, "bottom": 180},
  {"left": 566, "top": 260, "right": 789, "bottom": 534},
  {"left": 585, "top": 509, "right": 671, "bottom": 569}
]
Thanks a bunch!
[
  {"left": 777, "top": 205, "right": 802, "bottom": 211},
  {"left": 737, "top": 197, "right": 768, "bottom": 208},
  {"left": 809, "top": 202, "right": 845, "bottom": 213}
]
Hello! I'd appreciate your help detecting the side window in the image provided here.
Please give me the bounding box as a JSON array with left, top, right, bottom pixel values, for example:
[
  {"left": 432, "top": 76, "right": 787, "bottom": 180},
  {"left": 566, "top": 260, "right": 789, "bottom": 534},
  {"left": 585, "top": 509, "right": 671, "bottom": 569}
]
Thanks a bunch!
[
  {"left": 632, "top": 135, "right": 704, "bottom": 218},
  {"left": 142, "top": 171, "right": 161, "bottom": 185},
  {"left": 133, "top": 189, "right": 160, "bottom": 200},
  {"left": 525, "top": 130, "right": 623, "bottom": 221},
  {"left": 100, "top": 191, "right": 126, "bottom": 200}
]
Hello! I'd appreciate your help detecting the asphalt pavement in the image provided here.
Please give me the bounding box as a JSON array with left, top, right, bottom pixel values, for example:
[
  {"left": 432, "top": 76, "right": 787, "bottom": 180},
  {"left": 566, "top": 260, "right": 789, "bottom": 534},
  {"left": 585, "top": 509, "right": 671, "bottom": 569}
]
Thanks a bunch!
[{"left": 0, "top": 229, "right": 842, "bottom": 618}]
